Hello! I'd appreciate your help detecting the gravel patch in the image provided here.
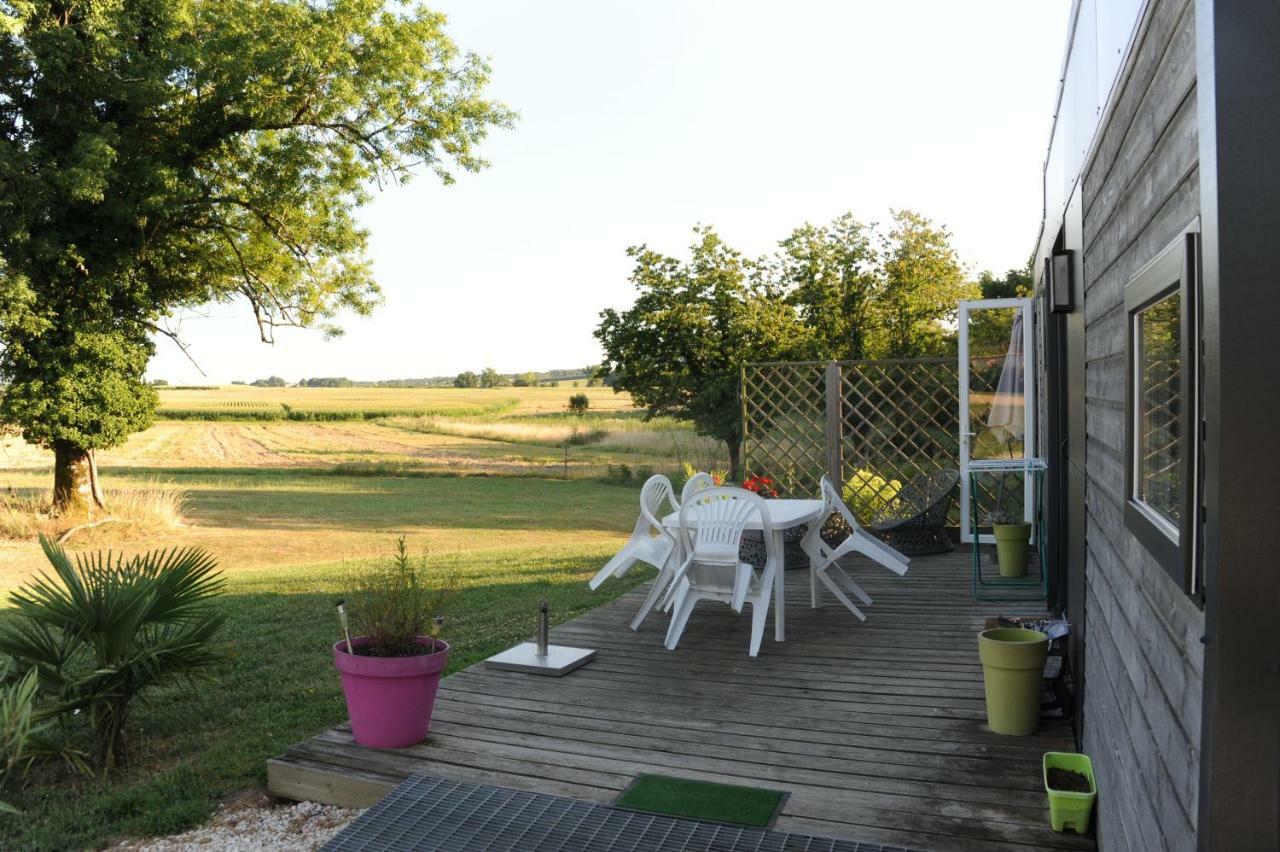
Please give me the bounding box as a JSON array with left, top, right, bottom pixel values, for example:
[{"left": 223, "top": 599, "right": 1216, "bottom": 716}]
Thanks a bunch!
[{"left": 112, "top": 792, "right": 363, "bottom": 852}]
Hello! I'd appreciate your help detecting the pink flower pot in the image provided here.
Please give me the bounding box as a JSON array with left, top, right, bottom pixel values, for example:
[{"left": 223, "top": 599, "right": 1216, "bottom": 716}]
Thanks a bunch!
[{"left": 333, "top": 637, "right": 450, "bottom": 748}]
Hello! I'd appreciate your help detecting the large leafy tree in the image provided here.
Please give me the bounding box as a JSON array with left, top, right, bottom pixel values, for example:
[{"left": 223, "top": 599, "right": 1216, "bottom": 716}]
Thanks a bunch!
[
  {"left": 767, "top": 212, "right": 880, "bottom": 361},
  {"left": 0, "top": 0, "right": 512, "bottom": 513},
  {"left": 872, "top": 210, "right": 978, "bottom": 358},
  {"left": 969, "top": 262, "right": 1034, "bottom": 351},
  {"left": 595, "top": 226, "right": 809, "bottom": 478}
]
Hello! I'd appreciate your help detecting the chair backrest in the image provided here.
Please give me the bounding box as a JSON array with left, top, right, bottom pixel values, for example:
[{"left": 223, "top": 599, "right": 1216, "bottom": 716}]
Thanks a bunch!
[
  {"left": 821, "top": 474, "right": 910, "bottom": 571},
  {"left": 638, "top": 474, "right": 678, "bottom": 529},
  {"left": 869, "top": 468, "right": 959, "bottom": 525},
  {"left": 680, "top": 472, "right": 715, "bottom": 505},
  {"left": 820, "top": 474, "right": 862, "bottom": 531},
  {"left": 678, "top": 487, "right": 775, "bottom": 594}
]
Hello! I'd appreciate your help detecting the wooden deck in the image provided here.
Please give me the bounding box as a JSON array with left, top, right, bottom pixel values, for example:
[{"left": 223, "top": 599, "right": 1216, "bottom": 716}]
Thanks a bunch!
[{"left": 270, "top": 550, "right": 1094, "bottom": 852}]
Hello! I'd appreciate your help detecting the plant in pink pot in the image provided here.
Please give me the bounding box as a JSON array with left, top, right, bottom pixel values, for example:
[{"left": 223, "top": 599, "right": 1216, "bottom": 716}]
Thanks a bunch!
[{"left": 334, "top": 537, "right": 456, "bottom": 748}]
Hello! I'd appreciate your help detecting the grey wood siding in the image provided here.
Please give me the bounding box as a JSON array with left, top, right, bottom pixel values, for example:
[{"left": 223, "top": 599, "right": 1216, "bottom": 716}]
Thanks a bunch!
[{"left": 1078, "top": 0, "right": 1203, "bottom": 850}]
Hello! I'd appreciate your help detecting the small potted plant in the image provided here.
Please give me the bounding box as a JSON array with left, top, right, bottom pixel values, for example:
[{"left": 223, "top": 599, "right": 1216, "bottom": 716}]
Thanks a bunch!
[
  {"left": 333, "top": 537, "right": 456, "bottom": 748},
  {"left": 986, "top": 508, "right": 1031, "bottom": 577}
]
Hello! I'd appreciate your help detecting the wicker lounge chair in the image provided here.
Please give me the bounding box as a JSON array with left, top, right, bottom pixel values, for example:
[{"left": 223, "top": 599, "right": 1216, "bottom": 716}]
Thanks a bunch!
[{"left": 864, "top": 468, "right": 960, "bottom": 556}]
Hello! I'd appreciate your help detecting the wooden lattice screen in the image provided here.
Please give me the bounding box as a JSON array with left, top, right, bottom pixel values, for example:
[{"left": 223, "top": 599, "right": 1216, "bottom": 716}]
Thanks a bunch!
[{"left": 741, "top": 357, "right": 1013, "bottom": 523}]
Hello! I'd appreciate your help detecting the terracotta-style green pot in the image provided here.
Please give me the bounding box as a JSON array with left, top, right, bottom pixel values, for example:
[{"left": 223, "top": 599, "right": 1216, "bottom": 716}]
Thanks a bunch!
[
  {"left": 993, "top": 522, "right": 1031, "bottom": 577},
  {"left": 978, "top": 627, "right": 1047, "bottom": 735}
]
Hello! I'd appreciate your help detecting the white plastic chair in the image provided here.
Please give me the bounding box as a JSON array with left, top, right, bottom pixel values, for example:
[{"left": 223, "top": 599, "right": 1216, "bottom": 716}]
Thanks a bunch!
[
  {"left": 801, "top": 474, "right": 910, "bottom": 620},
  {"left": 680, "top": 471, "right": 715, "bottom": 505},
  {"left": 663, "top": 487, "right": 780, "bottom": 657},
  {"left": 658, "top": 472, "right": 717, "bottom": 613},
  {"left": 587, "top": 475, "right": 682, "bottom": 629}
]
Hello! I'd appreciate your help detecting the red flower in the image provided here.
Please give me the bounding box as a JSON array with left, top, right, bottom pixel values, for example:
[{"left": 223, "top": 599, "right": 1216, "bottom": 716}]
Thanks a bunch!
[{"left": 743, "top": 476, "right": 779, "bottom": 498}]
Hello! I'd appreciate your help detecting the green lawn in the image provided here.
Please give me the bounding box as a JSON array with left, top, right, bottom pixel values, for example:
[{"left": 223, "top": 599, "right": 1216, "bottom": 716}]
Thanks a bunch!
[{"left": 0, "top": 472, "right": 652, "bottom": 850}]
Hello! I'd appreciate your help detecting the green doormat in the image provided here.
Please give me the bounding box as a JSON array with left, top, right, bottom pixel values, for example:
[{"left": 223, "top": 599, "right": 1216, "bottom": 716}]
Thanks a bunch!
[{"left": 612, "top": 774, "right": 788, "bottom": 828}]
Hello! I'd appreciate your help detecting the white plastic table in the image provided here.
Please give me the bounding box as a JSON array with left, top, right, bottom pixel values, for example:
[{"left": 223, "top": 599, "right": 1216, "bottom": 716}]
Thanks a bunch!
[{"left": 661, "top": 498, "right": 825, "bottom": 642}]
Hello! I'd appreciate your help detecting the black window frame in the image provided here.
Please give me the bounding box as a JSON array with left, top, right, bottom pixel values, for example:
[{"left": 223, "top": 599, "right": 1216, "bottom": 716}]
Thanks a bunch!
[{"left": 1123, "top": 227, "right": 1201, "bottom": 599}]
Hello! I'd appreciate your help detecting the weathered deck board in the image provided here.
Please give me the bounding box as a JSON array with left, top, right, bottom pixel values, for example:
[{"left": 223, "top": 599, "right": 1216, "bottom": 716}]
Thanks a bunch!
[{"left": 270, "top": 550, "right": 1094, "bottom": 852}]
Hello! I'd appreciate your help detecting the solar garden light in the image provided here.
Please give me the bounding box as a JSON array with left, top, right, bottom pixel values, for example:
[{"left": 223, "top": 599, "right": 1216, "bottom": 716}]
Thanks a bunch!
[
  {"left": 485, "top": 597, "right": 595, "bottom": 676},
  {"left": 336, "top": 599, "right": 354, "bottom": 654}
]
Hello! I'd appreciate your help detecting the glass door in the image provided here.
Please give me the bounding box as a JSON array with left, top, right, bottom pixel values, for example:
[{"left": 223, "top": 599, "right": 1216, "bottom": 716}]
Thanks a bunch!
[{"left": 958, "top": 299, "right": 1036, "bottom": 543}]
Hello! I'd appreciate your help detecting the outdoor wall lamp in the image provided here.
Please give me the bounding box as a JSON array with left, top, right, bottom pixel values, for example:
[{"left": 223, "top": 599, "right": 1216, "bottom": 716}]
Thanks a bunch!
[{"left": 1047, "top": 250, "right": 1075, "bottom": 314}]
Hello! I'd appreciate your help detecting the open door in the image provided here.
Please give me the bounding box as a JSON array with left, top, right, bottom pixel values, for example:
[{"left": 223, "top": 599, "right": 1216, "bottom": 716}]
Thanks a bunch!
[{"left": 959, "top": 299, "right": 1036, "bottom": 543}]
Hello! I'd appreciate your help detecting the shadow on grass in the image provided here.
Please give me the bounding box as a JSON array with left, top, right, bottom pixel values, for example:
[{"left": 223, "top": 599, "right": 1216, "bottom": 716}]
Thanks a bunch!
[
  {"left": 0, "top": 557, "right": 655, "bottom": 851},
  {"left": 2, "top": 467, "right": 643, "bottom": 535}
]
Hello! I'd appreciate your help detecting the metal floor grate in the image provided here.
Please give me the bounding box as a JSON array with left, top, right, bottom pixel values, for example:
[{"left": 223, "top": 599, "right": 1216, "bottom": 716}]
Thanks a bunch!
[{"left": 322, "top": 775, "right": 918, "bottom": 852}]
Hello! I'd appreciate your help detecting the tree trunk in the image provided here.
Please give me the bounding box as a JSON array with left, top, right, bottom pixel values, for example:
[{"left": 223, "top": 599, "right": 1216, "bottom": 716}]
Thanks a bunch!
[
  {"left": 726, "top": 439, "right": 741, "bottom": 483},
  {"left": 53, "top": 442, "right": 107, "bottom": 516}
]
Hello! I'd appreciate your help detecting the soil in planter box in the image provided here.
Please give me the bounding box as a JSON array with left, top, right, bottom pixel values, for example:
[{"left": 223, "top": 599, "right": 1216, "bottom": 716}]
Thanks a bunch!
[{"left": 1047, "top": 767, "right": 1092, "bottom": 793}]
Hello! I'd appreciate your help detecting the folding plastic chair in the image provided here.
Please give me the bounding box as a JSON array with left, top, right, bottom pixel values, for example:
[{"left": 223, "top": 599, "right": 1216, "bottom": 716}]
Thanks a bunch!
[
  {"left": 801, "top": 475, "right": 910, "bottom": 620},
  {"left": 587, "top": 475, "right": 682, "bottom": 629}
]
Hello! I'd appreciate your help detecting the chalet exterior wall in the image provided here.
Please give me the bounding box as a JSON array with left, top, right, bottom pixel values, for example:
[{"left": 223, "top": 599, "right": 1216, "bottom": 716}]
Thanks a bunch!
[
  {"left": 1037, "top": 1, "right": 1206, "bottom": 850},
  {"left": 1078, "top": 2, "right": 1202, "bottom": 850}
]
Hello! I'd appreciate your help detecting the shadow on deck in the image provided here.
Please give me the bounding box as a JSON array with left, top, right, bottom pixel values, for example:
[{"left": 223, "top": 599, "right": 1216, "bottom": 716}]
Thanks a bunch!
[{"left": 270, "top": 550, "right": 1093, "bottom": 852}]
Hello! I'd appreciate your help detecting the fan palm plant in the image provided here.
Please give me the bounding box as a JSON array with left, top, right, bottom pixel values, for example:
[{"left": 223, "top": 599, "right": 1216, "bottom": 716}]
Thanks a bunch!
[{"left": 0, "top": 536, "right": 225, "bottom": 771}]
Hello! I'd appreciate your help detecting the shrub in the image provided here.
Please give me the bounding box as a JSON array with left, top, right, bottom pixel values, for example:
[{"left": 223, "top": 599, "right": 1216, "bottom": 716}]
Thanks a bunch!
[
  {"left": 0, "top": 536, "right": 226, "bottom": 770},
  {"left": 843, "top": 469, "right": 902, "bottom": 522},
  {"left": 0, "top": 663, "right": 86, "bottom": 812},
  {"left": 564, "top": 426, "right": 607, "bottom": 447},
  {"left": 0, "top": 483, "right": 186, "bottom": 542},
  {"left": 567, "top": 393, "right": 590, "bottom": 414},
  {"left": 345, "top": 537, "right": 456, "bottom": 657},
  {"left": 983, "top": 509, "right": 1023, "bottom": 526}
]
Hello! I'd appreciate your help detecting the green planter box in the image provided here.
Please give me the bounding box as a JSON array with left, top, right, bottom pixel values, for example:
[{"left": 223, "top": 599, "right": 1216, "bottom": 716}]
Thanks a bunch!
[{"left": 1043, "top": 751, "right": 1097, "bottom": 833}]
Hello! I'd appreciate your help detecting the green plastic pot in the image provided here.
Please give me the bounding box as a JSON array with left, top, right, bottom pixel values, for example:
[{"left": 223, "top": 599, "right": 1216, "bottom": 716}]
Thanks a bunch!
[
  {"left": 977, "top": 627, "right": 1047, "bottom": 736},
  {"left": 1043, "top": 751, "right": 1097, "bottom": 833},
  {"left": 993, "top": 522, "right": 1031, "bottom": 577}
]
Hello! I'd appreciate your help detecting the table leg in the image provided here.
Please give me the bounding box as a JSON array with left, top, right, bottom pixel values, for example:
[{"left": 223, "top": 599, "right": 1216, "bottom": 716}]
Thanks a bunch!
[
  {"left": 806, "top": 537, "right": 820, "bottom": 608},
  {"left": 773, "top": 529, "right": 786, "bottom": 641}
]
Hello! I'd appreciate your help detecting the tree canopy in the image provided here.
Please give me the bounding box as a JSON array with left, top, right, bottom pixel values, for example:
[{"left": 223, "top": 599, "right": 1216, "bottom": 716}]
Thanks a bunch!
[
  {"left": 872, "top": 210, "right": 978, "bottom": 358},
  {"left": 597, "top": 212, "right": 981, "bottom": 476},
  {"left": 766, "top": 213, "right": 879, "bottom": 361},
  {"left": 479, "top": 367, "right": 508, "bottom": 388},
  {"left": 763, "top": 209, "right": 978, "bottom": 360},
  {"left": 0, "top": 0, "right": 512, "bottom": 510},
  {"left": 595, "top": 226, "right": 810, "bottom": 478}
]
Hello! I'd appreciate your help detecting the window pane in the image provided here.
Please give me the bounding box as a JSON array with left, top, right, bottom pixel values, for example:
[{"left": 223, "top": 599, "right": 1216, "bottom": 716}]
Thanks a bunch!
[{"left": 1137, "top": 292, "right": 1181, "bottom": 526}]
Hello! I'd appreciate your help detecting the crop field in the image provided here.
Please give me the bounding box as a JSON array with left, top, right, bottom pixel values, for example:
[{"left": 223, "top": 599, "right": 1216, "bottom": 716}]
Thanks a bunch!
[
  {"left": 0, "top": 384, "right": 723, "bottom": 847},
  {"left": 154, "top": 384, "right": 637, "bottom": 420},
  {"left": 0, "top": 382, "right": 726, "bottom": 624}
]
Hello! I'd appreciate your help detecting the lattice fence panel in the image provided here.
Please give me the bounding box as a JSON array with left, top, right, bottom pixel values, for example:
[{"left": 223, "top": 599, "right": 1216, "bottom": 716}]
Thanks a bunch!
[
  {"left": 839, "top": 359, "right": 960, "bottom": 523},
  {"left": 742, "top": 357, "right": 1028, "bottom": 525},
  {"left": 740, "top": 361, "right": 828, "bottom": 497}
]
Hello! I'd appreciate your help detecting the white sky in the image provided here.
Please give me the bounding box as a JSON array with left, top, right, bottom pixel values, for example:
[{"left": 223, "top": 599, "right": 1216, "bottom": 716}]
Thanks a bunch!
[{"left": 149, "top": 0, "right": 1071, "bottom": 384}]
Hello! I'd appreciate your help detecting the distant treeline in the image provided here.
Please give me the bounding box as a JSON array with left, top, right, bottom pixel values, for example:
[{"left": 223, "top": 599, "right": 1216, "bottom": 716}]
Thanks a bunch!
[{"left": 205, "top": 366, "right": 608, "bottom": 389}]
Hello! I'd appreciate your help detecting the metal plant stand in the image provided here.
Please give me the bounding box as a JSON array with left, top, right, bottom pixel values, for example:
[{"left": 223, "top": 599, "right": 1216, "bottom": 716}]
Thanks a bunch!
[{"left": 969, "top": 458, "right": 1048, "bottom": 602}]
